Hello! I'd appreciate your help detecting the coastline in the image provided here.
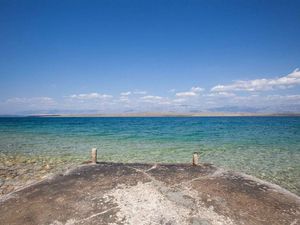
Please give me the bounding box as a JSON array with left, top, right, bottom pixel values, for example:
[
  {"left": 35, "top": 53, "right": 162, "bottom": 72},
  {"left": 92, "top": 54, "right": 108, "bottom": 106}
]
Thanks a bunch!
[
  {"left": 24, "top": 112, "right": 300, "bottom": 117},
  {"left": 0, "top": 154, "right": 78, "bottom": 196},
  {"left": 1, "top": 153, "right": 299, "bottom": 197}
]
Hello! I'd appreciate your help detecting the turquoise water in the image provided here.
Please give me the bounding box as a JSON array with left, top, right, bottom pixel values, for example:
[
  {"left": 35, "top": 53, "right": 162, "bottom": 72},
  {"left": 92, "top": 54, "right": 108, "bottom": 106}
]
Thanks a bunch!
[{"left": 0, "top": 117, "right": 299, "bottom": 194}]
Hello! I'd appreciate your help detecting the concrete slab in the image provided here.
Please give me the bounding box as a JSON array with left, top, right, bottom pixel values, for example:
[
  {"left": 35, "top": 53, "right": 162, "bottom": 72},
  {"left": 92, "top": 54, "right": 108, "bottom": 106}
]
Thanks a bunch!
[{"left": 0, "top": 162, "right": 299, "bottom": 225}]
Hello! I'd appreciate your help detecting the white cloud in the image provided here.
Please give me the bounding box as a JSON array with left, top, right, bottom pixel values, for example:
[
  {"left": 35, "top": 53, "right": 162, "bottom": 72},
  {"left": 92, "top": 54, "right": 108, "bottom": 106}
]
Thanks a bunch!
[
  {"left": 2, "top": 69, "right": 300, "bottom": 114},
  {"left": 140, "top": 95, "right": 171, "bottom": 105},
  {"left": 176, "top": 91, "right": 198, "bottom": 97},
  {"left": 206, "top": 92, "right": 236, "bottom": 97},
  {"left": 211, "top": 68, "right": 300, "bottom": 92},
  {"left": 191, "top": 87, "right": 204, "bottom": 92},
  {"left": 265, "top": 94, "right": 300, "bottom": 101},
  {"left": 68, "top": 92, "right": 112, "bottom": 100},
  {"left": 172, "top": 98, "right": 187, "bottom": 103},
  {"left": 141, "top": 95, "right": 163, "bottom": 101},
  {"left": 175, "top": 86, "right": 204, "bottom": 97},
  {"left": 119, "top": 96, "right": 130, "bottom": 103},
  {"left": 120, "top": 91, "right": 131, "bottom": 96}
]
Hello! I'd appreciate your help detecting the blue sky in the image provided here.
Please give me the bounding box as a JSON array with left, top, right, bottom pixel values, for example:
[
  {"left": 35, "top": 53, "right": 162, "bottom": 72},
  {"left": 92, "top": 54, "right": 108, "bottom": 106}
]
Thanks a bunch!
[{"left": 0, "top": 0, "right": 300, "bottom": 114}]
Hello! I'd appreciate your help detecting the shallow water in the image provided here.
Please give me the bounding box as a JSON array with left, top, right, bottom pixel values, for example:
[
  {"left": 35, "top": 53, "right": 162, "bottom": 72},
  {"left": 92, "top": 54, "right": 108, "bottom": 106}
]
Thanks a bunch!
[{"left": 0, "top": 117, "right": 299, "bottom": 195}]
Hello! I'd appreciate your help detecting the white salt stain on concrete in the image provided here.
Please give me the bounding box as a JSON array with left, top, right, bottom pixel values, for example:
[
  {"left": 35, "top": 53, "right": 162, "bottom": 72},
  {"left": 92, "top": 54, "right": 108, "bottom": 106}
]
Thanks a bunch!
[{"left": 106, "top": 181, "right": 234, "bottom": 225}]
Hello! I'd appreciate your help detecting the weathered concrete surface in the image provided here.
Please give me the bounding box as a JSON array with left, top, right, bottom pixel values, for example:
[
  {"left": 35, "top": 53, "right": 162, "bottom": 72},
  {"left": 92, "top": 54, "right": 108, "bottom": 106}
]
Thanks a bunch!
[{"left": 0, "top": 162, "right": 299, "bottom": 225}]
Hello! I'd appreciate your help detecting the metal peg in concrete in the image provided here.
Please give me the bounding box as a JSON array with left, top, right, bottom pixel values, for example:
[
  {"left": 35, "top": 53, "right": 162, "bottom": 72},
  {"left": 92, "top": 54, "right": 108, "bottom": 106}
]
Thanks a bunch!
[
  {"left": 91, "top": 148, "right": 97, "bottom": 164},
  {"left": 192, "top": 152, "right": 199, "bottom": 166}
]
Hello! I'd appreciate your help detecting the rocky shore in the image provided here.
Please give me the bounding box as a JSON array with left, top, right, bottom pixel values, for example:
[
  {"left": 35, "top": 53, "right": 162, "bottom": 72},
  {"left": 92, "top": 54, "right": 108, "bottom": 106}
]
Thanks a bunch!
[
  {"left": 0, "top": 162, "right": 299, "bottom": 225},
  {"left": 0, "top": 154, "right": 78, "bottom": 196}
]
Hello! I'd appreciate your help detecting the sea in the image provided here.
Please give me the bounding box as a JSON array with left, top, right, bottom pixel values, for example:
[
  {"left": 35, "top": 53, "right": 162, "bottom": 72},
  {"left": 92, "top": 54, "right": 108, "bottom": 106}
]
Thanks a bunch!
[{"left": 0, "top": 116, "right": 299, "bottom": 195}]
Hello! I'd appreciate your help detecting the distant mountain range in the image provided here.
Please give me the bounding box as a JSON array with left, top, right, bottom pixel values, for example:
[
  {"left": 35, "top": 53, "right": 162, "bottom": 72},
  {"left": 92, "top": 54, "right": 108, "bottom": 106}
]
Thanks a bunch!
[{"left": 1, "top": 106, "right": 300, "bottom": 117}]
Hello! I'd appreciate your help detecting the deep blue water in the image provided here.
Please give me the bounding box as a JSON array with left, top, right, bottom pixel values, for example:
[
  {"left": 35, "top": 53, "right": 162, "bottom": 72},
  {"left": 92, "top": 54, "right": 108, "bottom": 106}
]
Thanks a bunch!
[{"left": 0, "top": 117, "right": 299, "bottom": 194}]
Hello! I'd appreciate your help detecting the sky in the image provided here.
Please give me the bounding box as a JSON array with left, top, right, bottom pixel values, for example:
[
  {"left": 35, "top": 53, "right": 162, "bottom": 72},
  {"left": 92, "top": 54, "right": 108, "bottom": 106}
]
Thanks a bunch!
[{"left": 0, "top": 0, "right": 300, "bottom": 114}]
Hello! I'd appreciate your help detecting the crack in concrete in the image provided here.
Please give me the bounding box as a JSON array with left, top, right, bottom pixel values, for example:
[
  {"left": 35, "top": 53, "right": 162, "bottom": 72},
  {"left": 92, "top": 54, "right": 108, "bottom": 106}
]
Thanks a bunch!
[
  {"left": 76, "top": 207, "right": 117, "bottom": 224},
  {"left": 145, "top": 164, "right": 158, "bottom": 172}
]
